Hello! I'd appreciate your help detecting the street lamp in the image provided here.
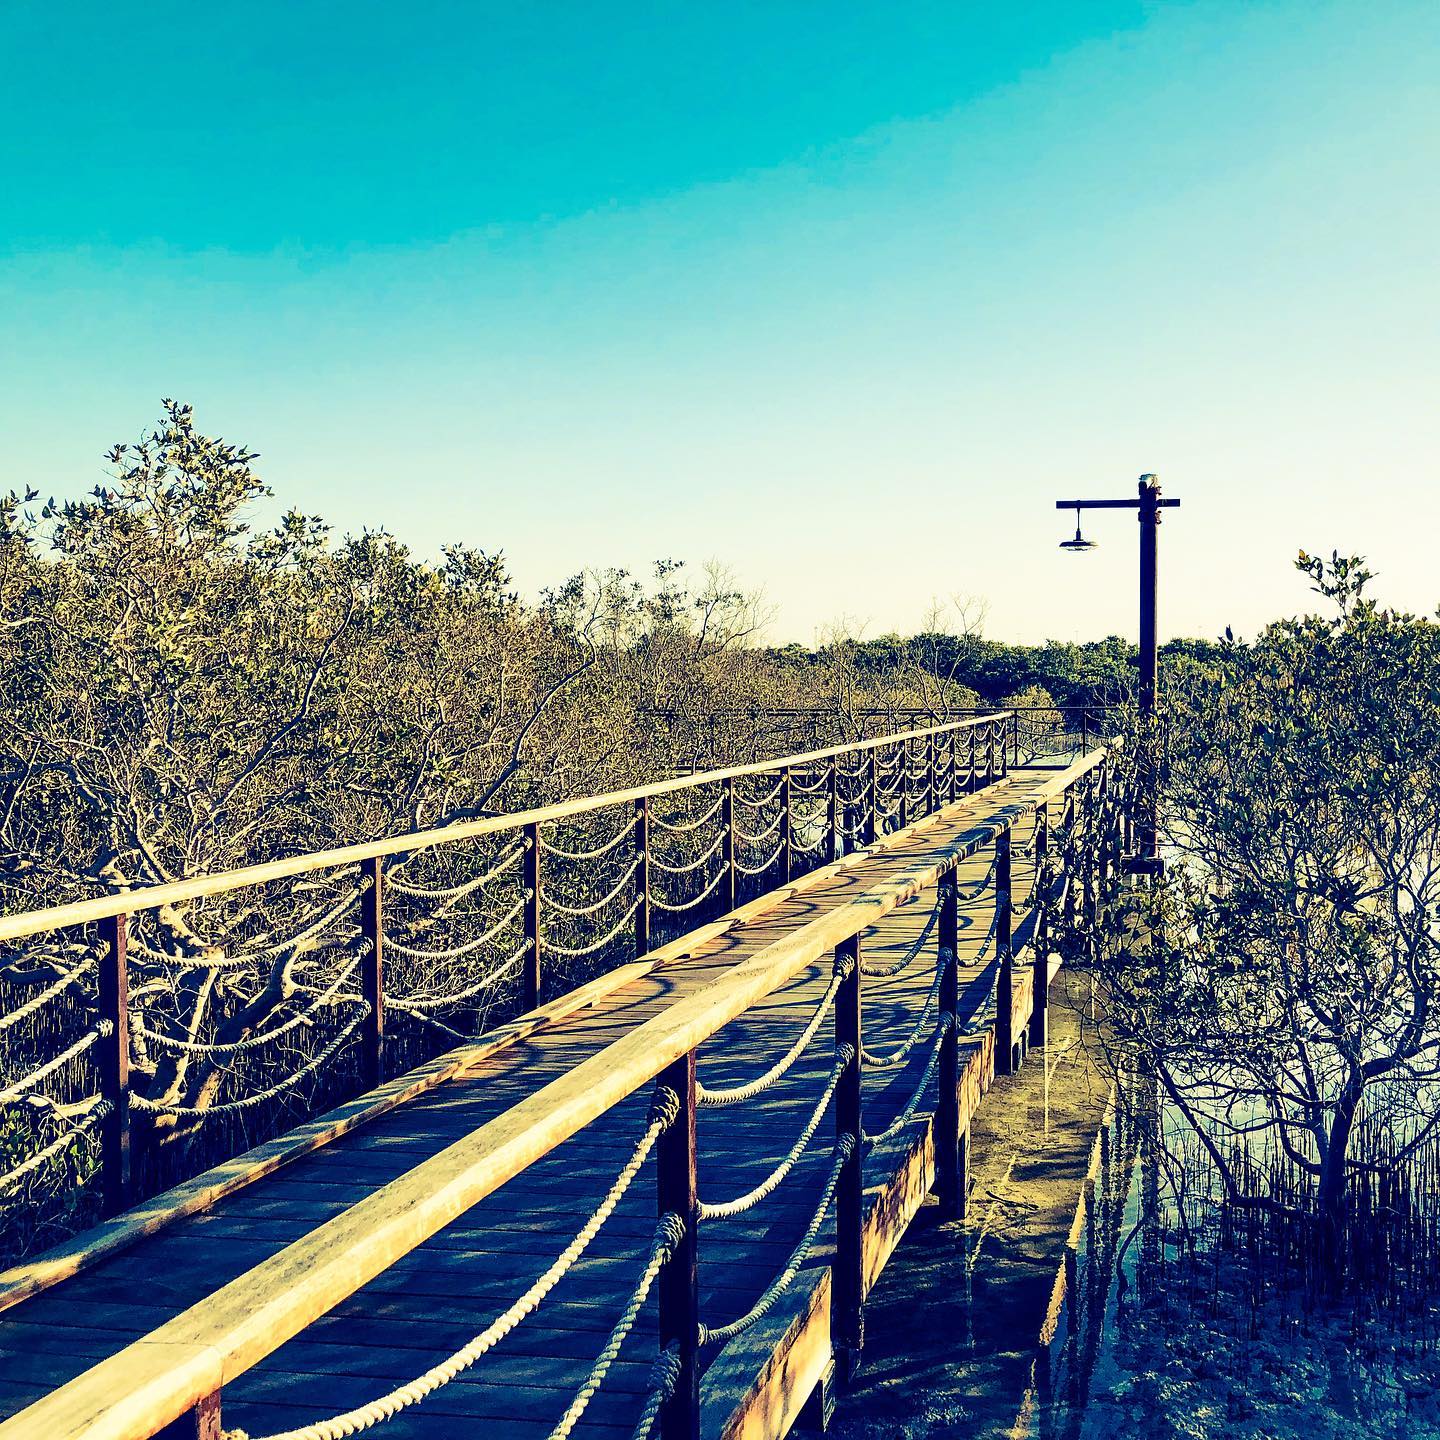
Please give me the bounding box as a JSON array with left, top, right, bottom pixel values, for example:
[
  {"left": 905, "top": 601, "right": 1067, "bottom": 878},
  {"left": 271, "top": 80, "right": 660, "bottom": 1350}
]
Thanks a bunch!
[
  {"left": 1058, "top": 504, "right": 1097, "bottom": 552},
  {"left": 1053, "top": 474, "right": 1180, "bottom": 874}
]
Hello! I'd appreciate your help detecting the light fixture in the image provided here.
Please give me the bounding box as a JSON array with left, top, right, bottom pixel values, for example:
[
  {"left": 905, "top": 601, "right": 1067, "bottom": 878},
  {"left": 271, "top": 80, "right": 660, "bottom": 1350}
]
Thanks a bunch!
[{"left": 1058, "top": 504, "right": 1097, "bottom": 552}]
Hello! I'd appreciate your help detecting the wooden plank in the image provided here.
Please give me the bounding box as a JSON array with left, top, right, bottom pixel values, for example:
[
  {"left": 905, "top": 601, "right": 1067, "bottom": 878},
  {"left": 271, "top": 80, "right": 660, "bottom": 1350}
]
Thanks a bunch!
[
  {"left": 702, "top": 1269, "right": 832, "bottom": 1440},
  {"left": 0, "top": 716, "right": 1020, "bottom": 943}
]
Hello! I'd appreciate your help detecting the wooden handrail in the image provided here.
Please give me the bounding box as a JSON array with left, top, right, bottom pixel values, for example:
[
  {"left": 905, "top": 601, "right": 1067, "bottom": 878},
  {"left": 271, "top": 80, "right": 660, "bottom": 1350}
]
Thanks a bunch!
[
  {"left": 0, "top": 714, "right": 1012, "bottom": 945},
  {"left": 0, "top": 743, "right": 1110, "bottom": 1440}
]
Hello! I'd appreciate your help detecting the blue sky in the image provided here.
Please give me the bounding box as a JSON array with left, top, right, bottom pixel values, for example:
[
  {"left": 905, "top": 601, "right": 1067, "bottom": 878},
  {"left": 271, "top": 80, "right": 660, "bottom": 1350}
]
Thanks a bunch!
[{"left": 3, "top": 1, "right": 1437, "bottom": 643}]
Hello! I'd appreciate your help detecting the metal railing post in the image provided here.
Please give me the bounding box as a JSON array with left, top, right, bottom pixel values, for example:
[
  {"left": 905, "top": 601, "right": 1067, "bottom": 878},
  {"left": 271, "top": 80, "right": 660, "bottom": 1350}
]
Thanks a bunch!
[
  {"left": 1095, "top": 757, "right": 1111, "bottom": 894},
  {"left": 98, "top": 913, "right": 131, "bottom": 1217},
  {"left": 995, "top": 827, "right": 1015, "bottom": 1076},
  {"left": 523, "top": 823, "right": 542, "bottom": 1008},
  {"left": 827, "top": 759, "right": 840, "bottom": 864},
  {"left": 780, "top": 766, "right": 793, "bottom": 883},
  {"left": 1063, "top": 790, "right": 1078, "bottom": 933},
  {"left": 834, "top": 934, "right": 864, "bottom": 1375},
  {"left": 359, "top": 857, "right": 385, "bottom": 1090},
  {"left": 935, "top": 878, "right": 964, "bottom": 1217},
  {"left": 722, "top": 779, "right": 737, "bottom": 911},
  {"left": 656, "top": 1051, "right": 699, "bottom": 1440},
  {"left": 1082, "top": 774, "right": 1098, "bottom": 952},
  {"left": 635, "top": 797, "right": 651, "bottom": 958},
  {"left": 1029, "top": 802, "right": 1050, "bottom": 1052},
  {"left": 898, "top": 740, "right": 910, "bottom": 830}
]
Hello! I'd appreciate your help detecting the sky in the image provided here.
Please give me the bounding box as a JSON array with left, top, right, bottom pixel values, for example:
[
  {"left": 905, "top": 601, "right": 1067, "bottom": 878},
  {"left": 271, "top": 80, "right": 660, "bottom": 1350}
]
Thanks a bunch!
[{"left": 2, "top": 0, "right": 1437, "bottom": 645}]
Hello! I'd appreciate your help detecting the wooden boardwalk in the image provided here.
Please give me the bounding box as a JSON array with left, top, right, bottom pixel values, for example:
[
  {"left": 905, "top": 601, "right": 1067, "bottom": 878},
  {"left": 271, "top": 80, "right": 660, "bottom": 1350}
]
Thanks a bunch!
[{"left": 0, "top": 761, "right": 1094, "bottom": 1440}]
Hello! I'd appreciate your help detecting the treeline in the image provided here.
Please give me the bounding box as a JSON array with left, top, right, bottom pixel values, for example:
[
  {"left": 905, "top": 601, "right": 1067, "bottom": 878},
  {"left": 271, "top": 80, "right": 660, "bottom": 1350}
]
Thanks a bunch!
[
  {"left": 763, "top": 632, "right": 1225, "bottom": 711},
  {"left": 0, "top": 402, "right": 1224, "bottom": 921}
]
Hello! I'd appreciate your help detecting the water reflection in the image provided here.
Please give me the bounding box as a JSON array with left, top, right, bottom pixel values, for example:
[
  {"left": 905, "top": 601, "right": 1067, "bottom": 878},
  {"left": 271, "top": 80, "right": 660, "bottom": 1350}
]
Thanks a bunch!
[
  {"left": 829, "top": 966, "right": 1440, "bottom": 1440},
  {"left": 828, "top": 969, "right": 1144, "bottom": 1440}
]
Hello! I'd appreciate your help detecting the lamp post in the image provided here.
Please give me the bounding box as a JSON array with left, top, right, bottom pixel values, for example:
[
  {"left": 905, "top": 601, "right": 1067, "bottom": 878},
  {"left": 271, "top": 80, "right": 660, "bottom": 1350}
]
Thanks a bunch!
[{"left": 1054, "top": 475, "right": 1180, "bottom": 874}]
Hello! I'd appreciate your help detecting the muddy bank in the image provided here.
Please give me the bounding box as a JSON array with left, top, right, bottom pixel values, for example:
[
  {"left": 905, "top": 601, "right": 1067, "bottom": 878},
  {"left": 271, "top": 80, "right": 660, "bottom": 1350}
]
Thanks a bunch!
[{"left": 829, "top": 969, "right": 1115, "bottom": 1439}]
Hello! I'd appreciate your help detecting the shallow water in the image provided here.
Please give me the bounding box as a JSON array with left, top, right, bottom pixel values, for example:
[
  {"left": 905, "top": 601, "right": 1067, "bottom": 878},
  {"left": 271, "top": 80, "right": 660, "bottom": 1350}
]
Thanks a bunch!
[
  {"left": 826, "top": 971, "right": 1440, "bottom": 1440},
  {"left": 829, "top": 969, "right": 1128, "bottom": 1440}
]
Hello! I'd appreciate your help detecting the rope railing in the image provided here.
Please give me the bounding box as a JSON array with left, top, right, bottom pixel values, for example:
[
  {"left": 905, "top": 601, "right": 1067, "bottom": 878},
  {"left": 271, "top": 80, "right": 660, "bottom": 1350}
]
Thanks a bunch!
[
  {"left": 697, "top": 1049, "right": 852, "bottom": 1221},
  {"left": 648, "top": 794, "right": 726, "bottom": 834},
  {"left": 784, "top": 773, "right": 828, "bottom": 796},
  {"left": 861, "top": 953, "right": 947, "bottom": 1067},
  {"left": 733, "top": 776, "right": 786, "bottom": 808},
  {"left": 132, "top": 958, "right": 364, "bottom": 1057},
  {"left": 696, "top": 1136, "right": 854, "bottom": 1349},
  {"left": 221, "top": 1093, "right": 680, "bottom": 1440},
  {"left": 647, "top": 832, "right": 726, "bottom": 876},
  {"left": 384, "top": 839, "right": 529, "bottom": 899},
  {"left": 695, "top": 959, "right": 849, "bottom": 1108},
  {"left": 733, "top": 842, "right": 786, "bottom": 877},
  {"left": 859, "top": 894, "right": 940, "bottom": 979},
  {"left": 539, "top": 821, "right": 636, "bottom": 862},
  {"left": 862, "top": 1016, "right": 951, "bottom": 1149},
  {"left": 0, "top": 959, "right": 93, "bottom": 1032},
  {"left": 629, "top": 1347, "right": 682, "bottom": 1440},
  {"left": 388, "top": 940, "right": 528, "bottom": 1012},
  {"left": 731, "top": 812, "right": 784, "bottom": 843},
  {"left": 649, "top": 867, "right": 728, "bottom": 915},
  {"left": 127, "top": 892, "right": 362, "bottom": 972},
  {"left": 130, "top": 1008, "right": 369, "bottom": 1120},
  {"left": 0, "top": 1023, "right": 109, "bottom": 1107},
  {"left": 384, "top": 891, "right": 528, "bottom": 957},
  {"left": 542, "top": 898, "right": 644, "bottom": 958},
  {"left": 0, "top": 1098, "right": 109, "bottom": 1199},
  {"left": 542, "top": 863, "right": 640, "bottom": 918}
]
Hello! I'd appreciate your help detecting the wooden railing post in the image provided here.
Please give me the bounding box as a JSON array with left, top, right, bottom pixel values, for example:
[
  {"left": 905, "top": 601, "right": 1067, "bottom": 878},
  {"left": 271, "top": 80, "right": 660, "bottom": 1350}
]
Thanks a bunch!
[
  {"left": 780, "top": 766, "right": 793, "bottom": 883},
  {"left": 967, "top": 728, "right": 978, "bottom": 793},
  {"left": 925, "top": 733, "right": 936, "bottom": 815},
  {"left": 523, "top": 823, "right": 542, "bottom": 1009},
  {"left": 834, "top": 934, "right": 864, "bottom": 1375},
  {"left": 935, "top": 877, "right": 964, "bottom": 1217},
  {"left": 656, "top": 1051, "right": 699, "bottom": 1440},
  {"left": 826, "top": 759, "right": 840, "bottom": 864},
  {"left": 722, "top": 778, "right": 737, "bottom": 911},
  {"left": 1029, "top": 802, "right": 1050, "bottom": 1053},
  {"left": 635, "top": 797, "right": 651, "bottom": 958},
  {"left": 1011, "top": 712, "right": 1020, "bottom": 769},
  {"left": 947, "top": 733, "right": 958, "bottom": 803},
  {"left": 154, "top": 1393, "right": 223, "bottom": 1440},
  {"left": 865, "top": 750, "right": 878, "bottom": 845},
  {"left": 97, "top": 913, "right": 131, "bottom": 1217},
  {"left": 359, "top": 857, "right": 385, "bottom": 1090},
  {"left": 995, "top": 827, "right": 1015, "bottom": 1076}
]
